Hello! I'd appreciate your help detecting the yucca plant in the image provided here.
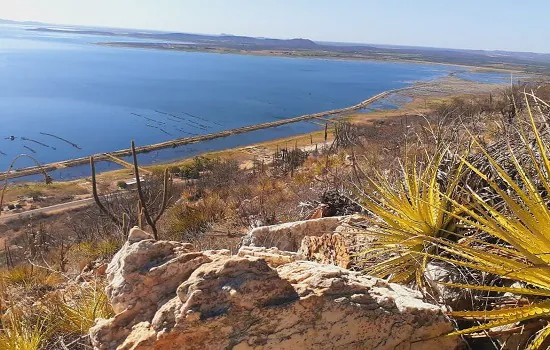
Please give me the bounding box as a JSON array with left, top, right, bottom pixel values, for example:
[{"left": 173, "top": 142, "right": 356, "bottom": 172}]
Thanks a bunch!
[
  {"left": 406, "top": 95, "right": 550, "bottom": 349},
  {"left": 356, "top": 149, "right": 466, "bottom": 284}
]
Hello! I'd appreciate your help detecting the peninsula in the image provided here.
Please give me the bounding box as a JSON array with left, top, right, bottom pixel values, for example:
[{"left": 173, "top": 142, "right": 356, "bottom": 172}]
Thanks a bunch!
[{"left": 29, "top": 27, "right": 550, "bottom": 73}]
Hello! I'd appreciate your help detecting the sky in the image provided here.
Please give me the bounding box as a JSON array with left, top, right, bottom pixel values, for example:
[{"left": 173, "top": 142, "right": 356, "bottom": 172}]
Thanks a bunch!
[{"left": 1, "top": 0, "right": 549, "bottom": 53}]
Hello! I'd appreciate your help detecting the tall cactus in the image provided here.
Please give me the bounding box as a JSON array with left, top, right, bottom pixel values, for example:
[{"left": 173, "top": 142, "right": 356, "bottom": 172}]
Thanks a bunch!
[
  {"left": 89, "top": 140, "right": 170, "bottom": 240},
  {"left": 131, "top": 140, "right": 169, "bottom": 240}
]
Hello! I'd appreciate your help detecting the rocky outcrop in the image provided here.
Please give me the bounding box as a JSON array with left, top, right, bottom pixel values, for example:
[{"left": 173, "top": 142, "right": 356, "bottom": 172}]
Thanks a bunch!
[
  {"left": 240, "top": 215, "right": 364, "bottom": 252},
  {"left": 298, "top": 232, "right": 373, "bottom": 269},
  {"left": 423, "top": 262, "right": 470, "bottom": 310},
  {"left": 296, "top": 214, "right": 373, "bottom": 269},
  {"left": 91, "top": 227, "right": 461, "bottom": 350},
  {"left": 237, "top": 246, "right": 303, "bottom": 267}
]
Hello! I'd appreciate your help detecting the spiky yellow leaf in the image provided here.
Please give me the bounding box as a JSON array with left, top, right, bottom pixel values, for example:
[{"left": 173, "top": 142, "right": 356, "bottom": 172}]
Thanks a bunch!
[
  {"left": 448, "top": 300, "right": 550, "bottom": 335},
  {"left": 528, "top": 325, "right": 550, "bottom": 350},
  {"left": 437, "top": 282, "right": 550, "bottom": 298}
]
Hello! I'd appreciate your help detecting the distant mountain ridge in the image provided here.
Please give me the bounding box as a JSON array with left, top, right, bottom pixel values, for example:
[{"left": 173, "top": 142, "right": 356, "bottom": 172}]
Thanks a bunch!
[
  {"left": 29, "top": 27, "right": 319, "bottom": 50},
  {"left": 0, "top": 18, "right": 45, "bottom": 25},
  {"left": 3, "top": 18, "right": 548, "bottom": 56},
  {"left": 5, "top": 18, "right": 550, "bottom": 72}
]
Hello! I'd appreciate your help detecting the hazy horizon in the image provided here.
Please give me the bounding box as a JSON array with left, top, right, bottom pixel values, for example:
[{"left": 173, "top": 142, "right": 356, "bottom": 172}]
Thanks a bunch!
[
  {"left": 2, "top": 0, "right": 549, "bottom": 54},
  {"left": 2, "top": 17, "right": 548, "bottom": 56}
]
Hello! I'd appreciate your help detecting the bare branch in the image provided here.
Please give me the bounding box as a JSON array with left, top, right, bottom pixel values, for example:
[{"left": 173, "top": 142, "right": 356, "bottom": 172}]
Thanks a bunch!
[
  {"left": 131, "top": 140, "right": 157, "bottom": 239},
  {"left": 90, "top": 156, "right": 122, "bottom": 226}
]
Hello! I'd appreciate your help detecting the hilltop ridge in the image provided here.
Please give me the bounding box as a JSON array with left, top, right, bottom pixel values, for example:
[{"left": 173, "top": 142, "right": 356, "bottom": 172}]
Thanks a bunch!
[{"left": 27, "top": 25, "right": 550, "bottom": 73}]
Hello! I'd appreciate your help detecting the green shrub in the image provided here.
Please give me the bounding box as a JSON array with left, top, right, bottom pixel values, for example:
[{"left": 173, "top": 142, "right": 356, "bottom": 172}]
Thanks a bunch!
[
  {"left": 117, "top": 181, "right": 128, "bottom": 189},
  {"left": 181, "top": 165, "right": 200, "bottom": 179},
  {"left": 168, "top": 166, "right": 181, "bottom": 175}
]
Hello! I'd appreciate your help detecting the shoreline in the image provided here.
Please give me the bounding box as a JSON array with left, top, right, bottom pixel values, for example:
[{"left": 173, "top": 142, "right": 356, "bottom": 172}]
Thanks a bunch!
[
  {"left": 2, "top": 74, "right": 513, "bottom": 185},
  {"left": 18, "top": 26, "right": 549, "bottom": 74},
  {"left": 4, "top": 71, "right": 511, "bottom": 184},
  {"left": 0, "top": 75, "right": 510, "bottom": 212},
  {"left": 1, "top": 89, "right": 401, "bottom": 181},
  {"left": 97, "top": 42, "right": 530, "bottom": 75},
  {"left": 1, "top": 73, "right": 513, "bottom": 187}
]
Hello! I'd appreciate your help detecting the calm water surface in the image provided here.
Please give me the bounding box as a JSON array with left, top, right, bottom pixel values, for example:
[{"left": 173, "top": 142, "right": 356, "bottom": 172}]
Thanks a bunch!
[{"left": 0, "top": 24, "right": 508, "bottom": 179}]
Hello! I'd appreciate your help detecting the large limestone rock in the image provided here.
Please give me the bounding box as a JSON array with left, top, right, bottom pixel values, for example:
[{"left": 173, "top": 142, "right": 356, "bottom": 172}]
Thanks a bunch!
[
  {"left": 90, "top": 227, "right": 461, "bottom": 350},
  {"left": 240, "top": 215, "right": 363, "bottom": 252},
  {"left": 237, "top": 246, "right": 303, "bottom": 267},
  {"left": 298, "top": 232, "right": 374, "bottom": 269},
  {"left": 297, "top": 215, "right": 374, "bottom": 269}
]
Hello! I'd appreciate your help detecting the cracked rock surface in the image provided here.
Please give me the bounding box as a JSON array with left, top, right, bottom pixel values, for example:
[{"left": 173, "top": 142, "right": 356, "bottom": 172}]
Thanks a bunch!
[
  {"left": 90, "top": 227, "right": 461, "bottom": 350},
  {"left": 240, "top": 216, "right": 363, "bottom": 252}
]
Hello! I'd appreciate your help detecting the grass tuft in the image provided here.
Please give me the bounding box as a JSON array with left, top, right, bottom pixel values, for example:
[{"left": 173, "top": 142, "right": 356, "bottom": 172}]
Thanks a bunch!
[{"left": 0, "top": 309, "right": 51, "bottom": 350}]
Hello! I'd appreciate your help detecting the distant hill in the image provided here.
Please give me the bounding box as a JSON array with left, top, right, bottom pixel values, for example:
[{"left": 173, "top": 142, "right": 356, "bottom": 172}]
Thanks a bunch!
[
  {"left": 0, "top": 18, "right": 45, "bottom": 26},
  {"left": 29, "top": 27, "right": 319, "bottom": 50},
  {"left": 10, "top": 20, "right": 550, "bottom": 72}
]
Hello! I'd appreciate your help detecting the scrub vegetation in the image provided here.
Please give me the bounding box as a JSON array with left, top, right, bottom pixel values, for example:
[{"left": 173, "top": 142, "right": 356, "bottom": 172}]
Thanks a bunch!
[{"left": 2, "top": 83, "right": 550, "bottom": 348}]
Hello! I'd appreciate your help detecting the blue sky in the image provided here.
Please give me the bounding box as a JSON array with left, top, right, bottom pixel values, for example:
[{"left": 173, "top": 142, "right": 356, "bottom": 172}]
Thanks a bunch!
[{"left": 2, "top": 0, "right": 548, "bottom": 53}]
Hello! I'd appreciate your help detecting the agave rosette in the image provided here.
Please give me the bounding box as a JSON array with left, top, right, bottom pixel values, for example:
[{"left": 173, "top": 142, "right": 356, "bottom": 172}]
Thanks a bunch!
[
  {"left": 413, "top": 96, "right": 550, "bottom": 349},
  {"left": 358, "top": 150, "right": 465, "bottom": 283}
]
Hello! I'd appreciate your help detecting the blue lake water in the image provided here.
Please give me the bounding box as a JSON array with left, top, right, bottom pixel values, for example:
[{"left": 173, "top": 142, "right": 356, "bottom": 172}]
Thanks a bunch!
[{"left": 0, "top": 24, "right": 508, "bottom": 180}]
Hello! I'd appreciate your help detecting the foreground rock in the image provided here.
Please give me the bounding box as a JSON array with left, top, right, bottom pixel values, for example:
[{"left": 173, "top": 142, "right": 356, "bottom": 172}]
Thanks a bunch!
[
  {"left": 90, "top": 227, "right": 461, "bottom": 350},
  {"left": 240, "top": 215, "right": 364, "bottom": 252},
  {"left": 298, "top": 218, "right": 373, "bottom": 269}
]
